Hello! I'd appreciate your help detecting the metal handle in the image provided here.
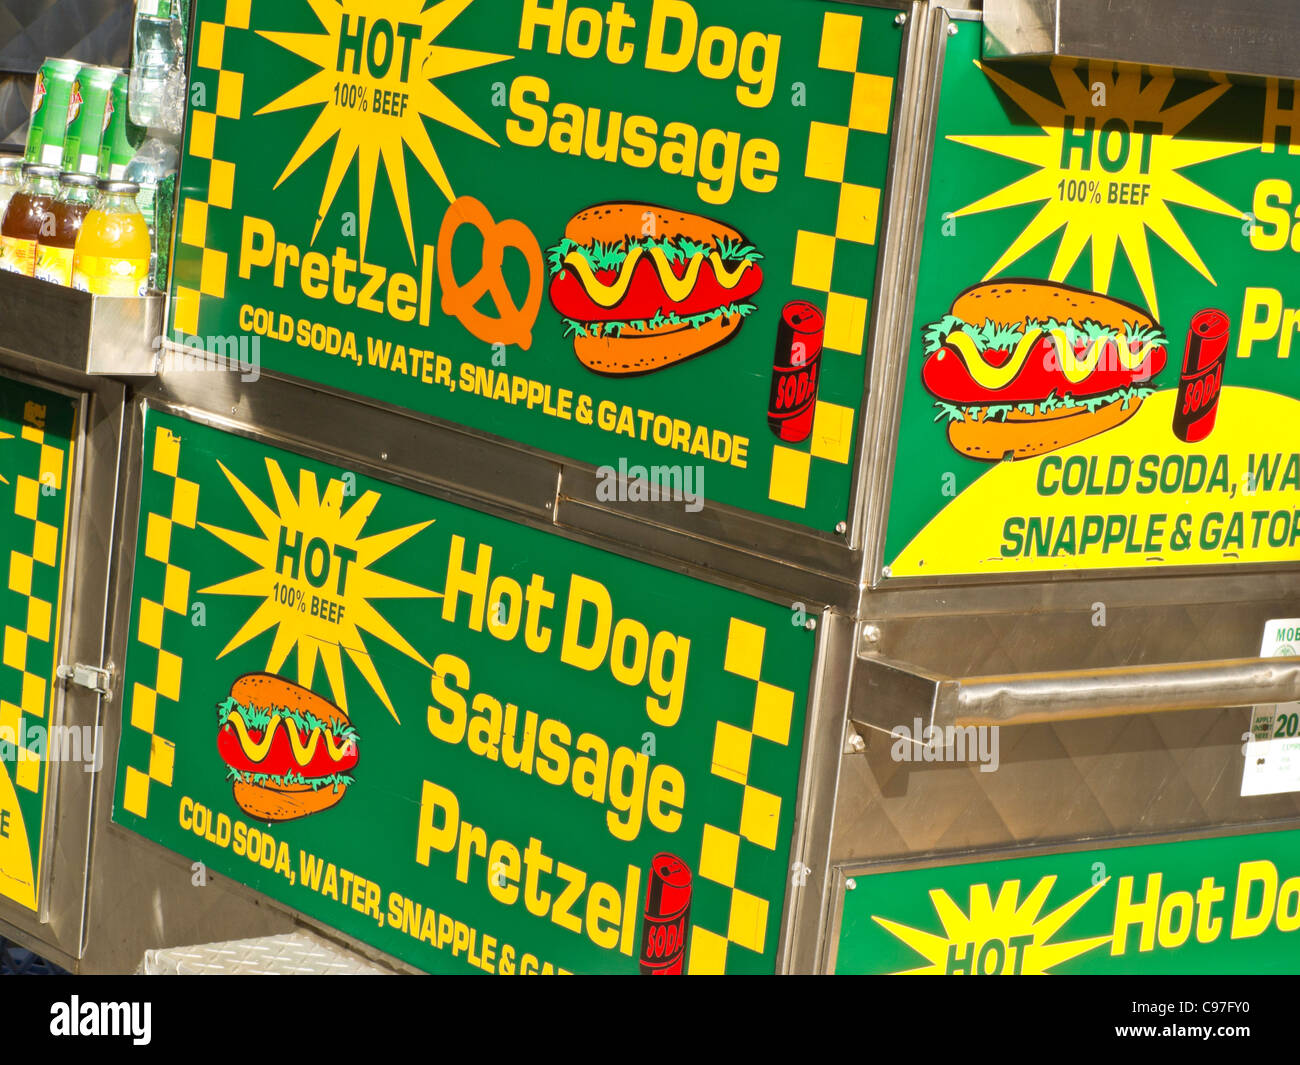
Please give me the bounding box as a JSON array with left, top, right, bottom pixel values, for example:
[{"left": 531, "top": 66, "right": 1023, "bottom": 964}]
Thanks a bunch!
[{"left": 852, "top": 655, "right": 1300, "bottom": 732}]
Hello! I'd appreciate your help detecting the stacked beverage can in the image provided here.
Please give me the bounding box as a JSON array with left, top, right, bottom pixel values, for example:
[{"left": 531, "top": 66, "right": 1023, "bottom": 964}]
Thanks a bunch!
[
  {"left": 62, "top": 67, "right": 123, "bottom": 178},
  {"left": 25, "top": 59, "right": 82, "bottom": 168},
  {"left": 97, "top": 73, "right": 144, "bottom": 181}
]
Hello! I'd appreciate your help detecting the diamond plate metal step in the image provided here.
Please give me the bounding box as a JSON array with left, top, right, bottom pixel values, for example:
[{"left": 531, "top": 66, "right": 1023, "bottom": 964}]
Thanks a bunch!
[{"left": 139, "top": 932, "right": 392, "bottom": 975}]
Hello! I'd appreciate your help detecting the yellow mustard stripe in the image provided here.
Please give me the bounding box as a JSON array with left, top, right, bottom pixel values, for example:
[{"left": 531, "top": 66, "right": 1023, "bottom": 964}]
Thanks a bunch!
[
  {"left": 560, "top": 249, "right": 754, "bottom": 309},
  {"left": 225, "top": 710, "right": 353, "bottom": 767}
]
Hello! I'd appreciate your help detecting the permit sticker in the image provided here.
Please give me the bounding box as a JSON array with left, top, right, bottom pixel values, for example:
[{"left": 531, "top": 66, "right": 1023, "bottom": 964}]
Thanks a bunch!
[{"left": 1242, "top": 619, "right": 1300, "bottom": 797}]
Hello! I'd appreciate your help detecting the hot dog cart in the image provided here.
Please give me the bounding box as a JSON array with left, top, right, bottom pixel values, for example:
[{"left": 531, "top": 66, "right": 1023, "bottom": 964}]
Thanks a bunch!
[{"left": 2, "top": 0, "right": 1299, "bottom": 975}]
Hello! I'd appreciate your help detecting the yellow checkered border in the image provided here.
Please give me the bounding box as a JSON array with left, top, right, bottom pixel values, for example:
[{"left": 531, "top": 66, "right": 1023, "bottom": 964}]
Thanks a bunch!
[
  {"left": 171, "top": 0, "right": 250, "bottom": 338},
  {"left": 685, "top": 618, "right": 798, "bottom": 974},
  {"left": 121, "top": 427, "right": 197, "bottom": 818},
  {"left": 0, "top": 403, "right": 73, "bottom": 912},
  {"left": 1, "top": 414, "right": 68, "bottom": 796},
  {"left": 769, "top": 10, "right": 896, "bottom": 510}
]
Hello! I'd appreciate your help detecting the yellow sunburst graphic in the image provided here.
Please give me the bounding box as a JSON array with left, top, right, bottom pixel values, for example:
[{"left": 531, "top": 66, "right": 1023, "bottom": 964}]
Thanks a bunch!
[
  {"left": 198, "top": 459, "right": 440, "bottom": 723},
  {"left": 951, "top": 62, "right": 1256, "bottom": 319},
  {"left": 873, "top": 875, "right": 1112, "bottom": 974},
  {"left": 257, "top": 0, "right": 510, "bottom": 259}
]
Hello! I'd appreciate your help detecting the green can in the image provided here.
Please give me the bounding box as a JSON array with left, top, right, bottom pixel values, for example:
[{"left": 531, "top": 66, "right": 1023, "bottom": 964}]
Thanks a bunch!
[
  {"left": 25, "top": 58, "right": 81, "bottom": 167},
  {"left": 97, "top": 72, "right": 144, "bottom": 180},
  {"left": 62, "top": 66, "right": 121, "bottom": 177}
]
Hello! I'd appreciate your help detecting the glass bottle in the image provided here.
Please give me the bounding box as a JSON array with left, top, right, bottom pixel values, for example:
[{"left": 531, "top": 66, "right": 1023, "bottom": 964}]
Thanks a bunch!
[
  {"left": 0, "top": 157, "right": 24, "bottom": 222},
  {"left": 35, "top": 172, "right": 98, "bottom": 286},
  {"left": 72, "top": 180, "right": 152, "bottom": 296},
  {"left": 124, "top": 132, "right": 178, "bottom": 285},
  {"left": 0, "top": 164, "right": 62, "bottom": 276}
]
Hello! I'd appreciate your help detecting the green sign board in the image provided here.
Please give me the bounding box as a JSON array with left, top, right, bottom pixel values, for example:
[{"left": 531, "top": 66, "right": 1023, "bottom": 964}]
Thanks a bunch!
[
  {"left": 837, "top": 829, "right": 1300, "bottom": 974},
  {"left": 167, "top": 0, "right": 903, "bottom": 534},
  {"left": 884, "top": 22, "right": 1300, "bottom": 578},
  {"left": 112, "top": 410, "right": 815, "bottom": 973},
  {"left": 0, "top": 375, "right": 76, "bottom": 914}
]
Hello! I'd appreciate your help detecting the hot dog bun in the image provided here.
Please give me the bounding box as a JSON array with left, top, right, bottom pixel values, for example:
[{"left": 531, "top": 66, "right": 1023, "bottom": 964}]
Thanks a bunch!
[
  {"left": 947, "top": 397, "right": 1140, "bottom": 461},
  {"left": 564, "top": 203, "right": 746, "bottom": 249},
  {"left": 574, "top": 313, "right": 743, "bottom": 376},
  {"left": 222, "top": 673, "right": 353, "bottom": 824},
  {"left": 232, "top": 778, "right": 347, "bottom": 822},
  {"left": 951, "top": 280, "right": 1157, "bottom": 333}
]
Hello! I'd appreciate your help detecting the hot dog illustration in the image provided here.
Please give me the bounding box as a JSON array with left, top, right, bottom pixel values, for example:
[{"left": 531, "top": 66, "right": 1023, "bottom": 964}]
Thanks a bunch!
[{"left": 922, "top": 280, "right": 1168, "bottom": 461}]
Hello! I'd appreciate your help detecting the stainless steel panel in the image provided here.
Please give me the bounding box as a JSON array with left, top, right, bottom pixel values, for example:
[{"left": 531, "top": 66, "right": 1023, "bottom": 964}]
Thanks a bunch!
[
  {"left": 834, "top": 597, "right": 1300, "bottom": 866},
  {"left": 981, "top": 0, "right": 1054, "bottom": 55},
  {"left": 0, "top": 350, "right": 124, "bottom": 971},
  {"left": 852, "top": 655, "right": 942, "bottom": 735},
  {"left": 88, "top": 297, "right": 165, "bottom": 376},
  {"left": 834, "top": 705, "right": 1300, "bottom": 861},
  {"left": 857, "top": 4, "right": 956, "bottom": 593},
  {"left": 140, "top": 932, "right": 394, "bottom": 975},
  {"left": 555, "top": 495, "right": 859, "bottom": 613},
  {"left": 154, "top": 362, "right": 861, "bottom": 609},
  {"left": 778, "top": 607, "right": 855, "bottom": 974},
  {"left": 0, "top": 273, "right": 162, "bottom": 377},
  {"left": 984, "top": 0, "right": 1300, "bottom": 82},
  {"left": 852, "top": 654, "right": 1300, "bottom": 730}
]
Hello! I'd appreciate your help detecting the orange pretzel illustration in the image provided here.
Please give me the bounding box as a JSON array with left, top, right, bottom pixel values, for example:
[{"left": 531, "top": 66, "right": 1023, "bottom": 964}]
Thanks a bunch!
[{"left": 438, "top": 196, "right": 543, "bottom": 351}]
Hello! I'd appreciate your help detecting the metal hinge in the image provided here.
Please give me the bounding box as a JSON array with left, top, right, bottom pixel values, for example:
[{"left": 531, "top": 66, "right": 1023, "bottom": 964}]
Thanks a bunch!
[{"left": 57, "top": 663, "right": 113, "bottom": 701}]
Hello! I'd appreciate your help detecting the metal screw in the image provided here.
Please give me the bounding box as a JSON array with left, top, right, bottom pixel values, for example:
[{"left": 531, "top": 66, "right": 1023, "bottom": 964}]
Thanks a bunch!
[
  {"left": 381, "top": 452, "right": 389, "bottom": 461},
  {"left": 882, "top": 565, "right": 893, "bottom": 579},
  {"left": 846, "top": 878, "right": 858, "bottom": 891},
  {"left": 835, "top": 521, "right": 848, "bottom": 536},
  {"left": 804, "top": 618, "right": 817, "bottom": 632},
  {"left": 894, "top": 12, "right": 907, "bottom": 26},
  {"left": 862, "top": 623, "right": 881, "bottom": 646},
  {"left": 847, "top": 733, "right": 866, "bottom": 754},
  {"left": 947, "top": 22, "right": 959, "bottom": 36}
]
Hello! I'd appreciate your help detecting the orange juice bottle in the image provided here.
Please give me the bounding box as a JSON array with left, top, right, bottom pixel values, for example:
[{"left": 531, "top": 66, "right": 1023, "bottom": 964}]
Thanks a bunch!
[{"left": 72, "top": 178, "right": 150, "bottom": 296}]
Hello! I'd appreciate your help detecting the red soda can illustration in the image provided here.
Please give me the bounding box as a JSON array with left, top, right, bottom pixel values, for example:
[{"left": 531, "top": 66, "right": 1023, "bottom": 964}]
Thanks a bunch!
[
  {"left": 768, "top": 301, "right": 826, "bottom": 443},
  {"left": 640, "top": 854, "right": 692, "bottom": 974},
  {"left": 1173, "top": 309, "right": 1230, "bottom": 443}
]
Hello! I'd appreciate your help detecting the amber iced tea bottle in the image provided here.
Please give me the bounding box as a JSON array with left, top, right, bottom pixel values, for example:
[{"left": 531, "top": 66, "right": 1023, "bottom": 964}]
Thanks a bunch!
[
  {"left": 1, "top": 163, "right": 61, "bottom": 276},
  {"left": 35, "top": 171, "right": 98, "bottom": 286}
]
